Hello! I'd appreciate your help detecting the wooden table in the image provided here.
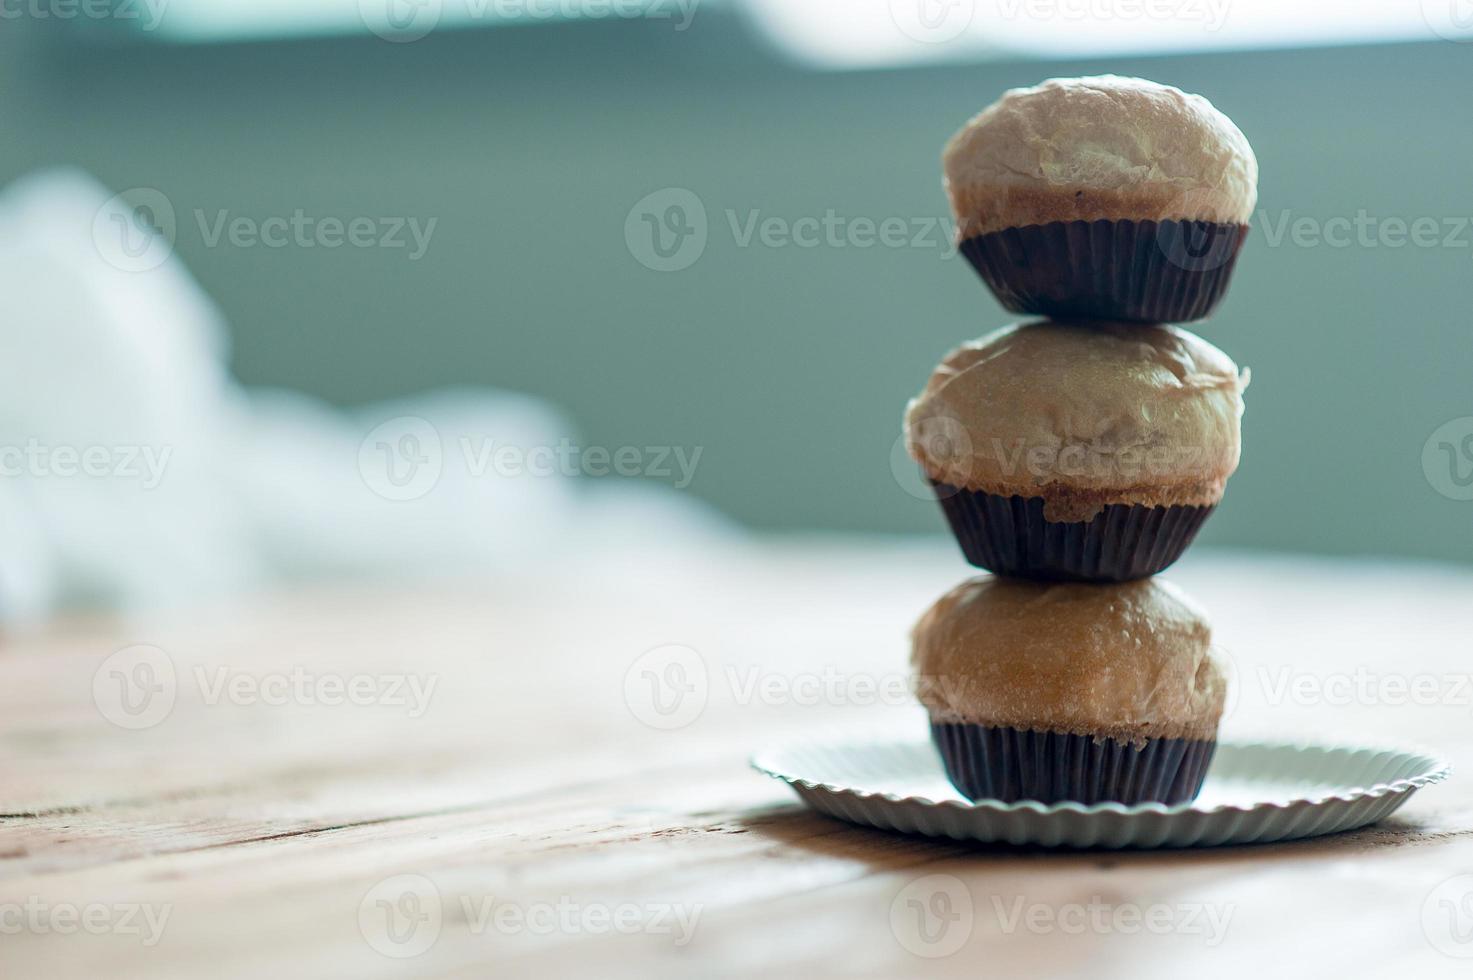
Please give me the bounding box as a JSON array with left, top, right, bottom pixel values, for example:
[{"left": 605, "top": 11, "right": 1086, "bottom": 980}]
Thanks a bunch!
[{"left": 3, "top": 538, "right": 1471, "bottom": 978}]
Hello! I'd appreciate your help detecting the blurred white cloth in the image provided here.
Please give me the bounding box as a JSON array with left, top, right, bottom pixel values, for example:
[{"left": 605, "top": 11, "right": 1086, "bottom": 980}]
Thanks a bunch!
[{"left": 0, "top": 170, "right": 730, "bottom": 622}]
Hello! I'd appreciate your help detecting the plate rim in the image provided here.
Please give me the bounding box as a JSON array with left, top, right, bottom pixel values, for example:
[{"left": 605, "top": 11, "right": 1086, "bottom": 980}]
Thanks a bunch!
[{"left": 750, "top": 737, "right": 1453, "bottom": 817}]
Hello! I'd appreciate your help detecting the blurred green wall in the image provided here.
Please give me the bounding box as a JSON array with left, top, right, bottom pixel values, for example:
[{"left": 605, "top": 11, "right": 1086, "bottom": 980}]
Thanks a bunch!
[{"left": 3, "top": 14, "right": 1471, "bottom": 561}]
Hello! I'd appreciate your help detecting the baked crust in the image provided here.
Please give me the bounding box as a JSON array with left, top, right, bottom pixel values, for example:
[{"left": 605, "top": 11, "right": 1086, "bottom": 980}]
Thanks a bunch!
[
  {"left": 905, "top": 321, "right": 1247, "bottom": 511},
  {"left": 943, "top": 75, "right": 1258, "bottom": 239},
  {"left": 911, "top": 576, "right": 1227, "bottom": 744}
]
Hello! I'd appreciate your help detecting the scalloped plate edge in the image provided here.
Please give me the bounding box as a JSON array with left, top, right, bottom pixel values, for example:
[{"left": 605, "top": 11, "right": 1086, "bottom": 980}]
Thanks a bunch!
[{"left": 751, "top": 738, "right": 1451, "bottom": 848}]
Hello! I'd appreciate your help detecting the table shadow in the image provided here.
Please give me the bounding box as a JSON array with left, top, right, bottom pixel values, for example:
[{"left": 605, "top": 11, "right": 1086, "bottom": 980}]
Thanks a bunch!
[{"left": 732, "top": 800, "right": 1467, "bottom": 870}]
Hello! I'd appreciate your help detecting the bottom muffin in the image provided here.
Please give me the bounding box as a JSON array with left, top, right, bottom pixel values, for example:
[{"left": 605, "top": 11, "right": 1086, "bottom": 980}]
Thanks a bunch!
[{"left": 912, "top": 576, "right": 1227, "bottom": 805}]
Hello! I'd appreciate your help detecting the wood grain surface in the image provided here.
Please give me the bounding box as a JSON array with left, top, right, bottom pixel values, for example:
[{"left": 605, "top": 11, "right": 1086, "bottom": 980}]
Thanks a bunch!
[{"left": 2, "top": 539, "right": 1471, "bottom": 978}]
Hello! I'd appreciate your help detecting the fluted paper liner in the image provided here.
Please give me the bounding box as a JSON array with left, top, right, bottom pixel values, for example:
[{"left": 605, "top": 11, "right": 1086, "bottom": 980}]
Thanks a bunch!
[
  {"left": 931, "top": 722, "right": 1216, "bottom": 805},
  {"left": 931, "top": 483, "right": 1214, "bottom": 582},
  {"left": 959, "top": 218, "right": 1249, "bottom": 323}
]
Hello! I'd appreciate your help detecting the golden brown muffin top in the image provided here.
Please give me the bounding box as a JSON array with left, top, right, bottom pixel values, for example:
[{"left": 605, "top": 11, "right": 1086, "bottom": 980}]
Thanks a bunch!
[
  {"left": 943, "top": 75, "right": 1258, "bottom": 237},
  {"left": 912, "top": 575, "right": 1228, "bottom": 744},
  {"left": 904, "top": 320, "right": 1247, "bottom": 521}
]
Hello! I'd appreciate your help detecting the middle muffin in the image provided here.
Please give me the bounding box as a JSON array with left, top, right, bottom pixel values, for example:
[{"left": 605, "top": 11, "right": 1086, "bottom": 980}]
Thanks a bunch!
[{"left": 905, "top": 319, "right": 1247, "bottom": 582}]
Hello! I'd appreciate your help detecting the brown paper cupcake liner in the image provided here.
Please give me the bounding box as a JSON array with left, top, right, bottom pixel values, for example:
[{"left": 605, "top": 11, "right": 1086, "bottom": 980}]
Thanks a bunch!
[
  {"left": 931, "top": 483, "right": 1214, "bottom": 582},
  {"left": 931, "top": 721, "right": 1217, "bottom": 805},
  {"left": 958, "top": 218, "right": 1249, "bottom": 323}
]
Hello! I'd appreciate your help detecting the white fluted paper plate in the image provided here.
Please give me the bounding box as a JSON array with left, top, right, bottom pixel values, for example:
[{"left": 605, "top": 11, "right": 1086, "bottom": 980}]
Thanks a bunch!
[{"left": 752, "top": 738, "right": 1450, "bottom": 849}]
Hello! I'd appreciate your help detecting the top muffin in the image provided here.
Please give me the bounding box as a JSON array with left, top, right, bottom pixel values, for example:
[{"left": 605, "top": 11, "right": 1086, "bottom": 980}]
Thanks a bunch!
[{"left": 944, "top": 75, "right": 1258, "bottom": 239}]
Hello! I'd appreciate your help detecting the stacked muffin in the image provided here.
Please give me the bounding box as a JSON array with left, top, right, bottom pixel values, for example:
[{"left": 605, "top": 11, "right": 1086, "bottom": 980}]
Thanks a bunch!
[{"left": 903, "top": 76, "right": 1255, "bottom": 805}]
